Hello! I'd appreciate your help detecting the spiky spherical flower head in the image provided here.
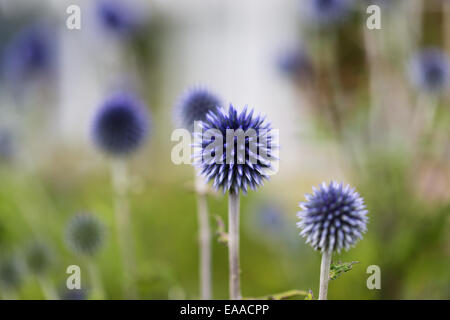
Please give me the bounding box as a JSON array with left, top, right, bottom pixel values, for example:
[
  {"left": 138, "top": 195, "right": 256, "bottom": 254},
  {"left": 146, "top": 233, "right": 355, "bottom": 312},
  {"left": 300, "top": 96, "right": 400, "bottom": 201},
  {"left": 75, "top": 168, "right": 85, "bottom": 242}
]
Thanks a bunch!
[
  {"left": 194, "top": 105, "right": 278, "bottom": 195},
  {"left": 409, "top": 48, "right": 449, "bottom": 93},
  {"left": 0, "top": 256, "right": 23, "bottom": 291},
  {"left": 303, "top": 0, "right": 353, "bottom": 27},
  {"left": 175, "top": 88, "right": 222, "bottom": 132},
  {"left": 66, "top": 213, "right": 105, "bottom": 256},
  {"left": 297, "top": 182, "right": 368, "bottom": 253},
  {"left": 92, "top": 92, "right": 150, "bottom": 156},
  {"left": 25, "top": 242, "right": 53, "bottom": 276}
]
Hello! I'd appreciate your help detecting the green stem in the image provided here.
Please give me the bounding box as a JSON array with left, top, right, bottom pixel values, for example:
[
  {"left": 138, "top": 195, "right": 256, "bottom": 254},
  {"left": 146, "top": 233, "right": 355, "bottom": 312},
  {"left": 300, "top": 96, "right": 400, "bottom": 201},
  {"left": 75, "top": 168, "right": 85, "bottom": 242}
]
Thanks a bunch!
[
  {"left": 195, "top": 173, "right": 212, "bottom": 300},
  {"left": 319, "top": 250, "right": 332, "bottom": 300},
  {"left": 228, "top": 192, "right": 241, "bottom": 300},
  {"left": 111, "top": 158, "right": 137, "bottom": 299},
  {"left": 38, "top": 276, "right": 59, "bottom": 300},
  {"left": 87, "top": 261, "right": 105, "bottom": 300}
]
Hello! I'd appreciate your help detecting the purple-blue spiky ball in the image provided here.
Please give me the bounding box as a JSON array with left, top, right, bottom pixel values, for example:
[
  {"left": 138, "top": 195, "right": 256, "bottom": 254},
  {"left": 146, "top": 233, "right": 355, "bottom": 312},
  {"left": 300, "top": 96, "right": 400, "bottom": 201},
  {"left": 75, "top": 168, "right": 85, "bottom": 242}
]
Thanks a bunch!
[
  {"left": 410, "top": 48, "right": 449, "bottom": 93},
  {"left": 96, "top": 0, "right": 141, "bottom": 36},
  {"left": 176, "top": 88, "right": 222, "bottom": 132},
  {"left": 297, "top": 182, "right": 368, "bottom": 253},
  {"left": 194, "top": 105, "right": 278, "bottom": 195},
  {"left": 92, "top": 92, "right": 149, "bottom": 156}
]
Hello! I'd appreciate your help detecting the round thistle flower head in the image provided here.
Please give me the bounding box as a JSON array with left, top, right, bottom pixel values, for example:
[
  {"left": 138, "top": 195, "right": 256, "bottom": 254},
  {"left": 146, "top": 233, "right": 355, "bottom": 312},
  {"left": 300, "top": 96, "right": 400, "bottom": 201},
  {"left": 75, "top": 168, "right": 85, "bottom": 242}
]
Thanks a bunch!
[
  {"left": 277, "top": 47, "right": 314, "bottom": 81},
  {"left": 0, "top": 256, "right": 23, "bottom": 291},
  {"left": 96, "top": 0, "right": 142, "bottom": 36},
  {"left": 25, "top": 242, "right": 53, "bottom": 276},
  {"left": 66, "top": 213, "right": 105, "bottom": 256},
  {"left": 2, "top": 23, "right": 56, "bottom": 86},
  {"left": 297, "top": 182, "right": 368, "bottom": 253},
  {"left": 194, "top": 105, "right": 278, "bottom": 195},
  {"left": 303, "top": 0, "right": 353, "bottom": 27},
  {"left": 92, "top": 92, "right": 150, "bottom": 156},
  {"left": 409, "top": 48, "right": 450, "bottom": 93},
  {"left": 175, "top": 88, "right": 222, "bottom": 132}
]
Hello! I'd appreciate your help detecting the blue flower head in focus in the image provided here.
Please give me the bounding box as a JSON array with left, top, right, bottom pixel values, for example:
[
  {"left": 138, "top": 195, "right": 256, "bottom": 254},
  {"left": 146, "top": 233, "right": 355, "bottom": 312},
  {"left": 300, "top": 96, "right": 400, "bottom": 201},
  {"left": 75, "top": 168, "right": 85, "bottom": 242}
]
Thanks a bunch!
[
  {"left": 194, "top": 105, "right": 278, "bottom": 195},
  {"left": 409, "top": 48, "right": 450, "bottom": 93},
  {"left": 297, "top": 182, "right": 368, "bottom": 253},
  {"left": 92, "top": 91, "right": 150, "bottom": 156}
]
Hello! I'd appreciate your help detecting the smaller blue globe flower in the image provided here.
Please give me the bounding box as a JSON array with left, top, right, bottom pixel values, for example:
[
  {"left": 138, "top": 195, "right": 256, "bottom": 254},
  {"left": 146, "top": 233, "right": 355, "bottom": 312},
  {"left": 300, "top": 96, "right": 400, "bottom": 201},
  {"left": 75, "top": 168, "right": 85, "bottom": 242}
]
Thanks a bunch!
[
  {"left": 175, "top": 88, "right": 222, "bottom": 132},
  {"left": 277, "top": 47, "right": 314, "bottom": 81},
  {"left": 0, "top": 255, "right": 23, "bottom": 291},
  {"left": 409, "top": 48, "right": 450, "bottom": 93},
  {"left": 25, "top": 241, "right": 53, "bottom": 276},
  {"left": 297, "top": 182, "right": 368, "bottom": 253},
  {"left": 96, "top": 0, "right": 142, "bottom": 36},
  {"left": 2, "top": 23, "right": 56, "bottom": 87},
  {"left": 66, "top": 213, "right": 105, "bottom": 256},
  {"left": 194, "top": 105, "right": 278, "bottom": 195},
  {"left": 92, "top": 92, "right": 150, "bottom": 156},
  {"left": 303, "top": 0, "right": 353, "bottom": 26}
]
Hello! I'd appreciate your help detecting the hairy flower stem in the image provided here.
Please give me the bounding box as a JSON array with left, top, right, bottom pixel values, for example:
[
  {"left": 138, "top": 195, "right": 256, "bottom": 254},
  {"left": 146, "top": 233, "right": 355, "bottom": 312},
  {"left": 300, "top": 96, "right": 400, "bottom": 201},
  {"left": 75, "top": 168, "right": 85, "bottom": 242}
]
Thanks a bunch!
[
  {"left": 38, "top": 277, "right": 59, "bottom": 300},
  {"left": 195, "top": 174, "right": 212, "bottom": 300},
  {"left": 228, "top": 192, "right": 241, "bottom": 300},
  {"left": 319, "top": 250, "right": 332, "bottom": 300},
  {"left": 87, "top": 261, "right": 106, "bottom": 300},
  {"left": 111, "top": 158, "right": 137, "bottom": 299}
]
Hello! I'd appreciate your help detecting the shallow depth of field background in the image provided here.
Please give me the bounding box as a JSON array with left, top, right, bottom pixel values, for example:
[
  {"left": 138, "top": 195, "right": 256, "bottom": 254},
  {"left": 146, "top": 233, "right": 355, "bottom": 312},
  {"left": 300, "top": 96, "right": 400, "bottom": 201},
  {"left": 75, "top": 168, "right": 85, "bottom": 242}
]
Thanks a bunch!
[{"left": 0, "top": 0, "right": 449, "bottom": 299}]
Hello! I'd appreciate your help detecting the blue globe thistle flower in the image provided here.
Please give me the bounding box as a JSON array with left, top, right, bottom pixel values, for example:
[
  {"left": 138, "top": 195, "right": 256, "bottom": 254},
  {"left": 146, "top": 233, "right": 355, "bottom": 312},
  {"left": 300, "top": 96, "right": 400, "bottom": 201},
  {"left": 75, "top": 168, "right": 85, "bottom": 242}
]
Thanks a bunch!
[
  {"left": 2, "top": 23, "right": 56, "bottom": 87},
  {"left": 303, "top": 0, "right": 353, "bottom": 26},
  {"left": 409, "top": 48, "right": 450, "bottom": 93},
  {"left": 175, "top": 88, "right": 222, "bottom": 132},
  {"left": 96, "top": 0, "right": 142, "bottom": 36},
  {"left": 92, "top": 92, "right": 150, "bottom": 156},
  {"left": 277, "top": 48, "right": 314, "bottom": 81},
  {"left": 25, "top": 242, "right": 53, "bottom": 276},
  {"left": 194, "top": 105, "right": 278, "bottom": 195},
  {"left": 0, "top": 256, "right": 23, "bottom": 291},
  {"left": 297, "top": 182, "right": 368, "bottom": 253},
  {"left": 66, "top": 213, "right": 105, "bottom": 256}
]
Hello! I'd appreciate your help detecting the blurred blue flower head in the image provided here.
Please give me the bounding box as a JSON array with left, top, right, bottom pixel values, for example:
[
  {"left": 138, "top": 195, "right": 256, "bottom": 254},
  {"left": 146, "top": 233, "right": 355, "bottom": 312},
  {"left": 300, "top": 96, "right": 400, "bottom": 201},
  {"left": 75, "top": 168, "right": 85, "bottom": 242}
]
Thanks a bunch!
[
  {"left": 66, "top": 213, "right": 105, "bottom": 256},
  {"left": 194, "top": 105, "right": 278, "bottom": 195},
  {"left": 25, "top": 241, "right": 53, "bottom": 276},
  {"left": 2, "top": 23, "right": 56, "bottom": 87},
  {"left": 304, "top": 0, "right": 353, "bottom": 26},
  {"left": 409, "top": 48, "right": 450, "bottom": 93},
  {"left": 277, "top": 47, "right": 314, "bottom": 81},
  {"left": 297, "top": 182, "right": 368, "bottom": 253},
  {"left": 258, "top": 203, "right": 285, "bottom": 232},
  {"left": 175, "top": 87, "right": 222, "bottom": 132},
  {"left": 96, "top": 0, "right": 143, "bottom": 36},
  {"left": 92, "top": 91, "right": 150, "bottom": 156},
  {"left": 0, "top": 255, "right": 23, "bottom": 291}
]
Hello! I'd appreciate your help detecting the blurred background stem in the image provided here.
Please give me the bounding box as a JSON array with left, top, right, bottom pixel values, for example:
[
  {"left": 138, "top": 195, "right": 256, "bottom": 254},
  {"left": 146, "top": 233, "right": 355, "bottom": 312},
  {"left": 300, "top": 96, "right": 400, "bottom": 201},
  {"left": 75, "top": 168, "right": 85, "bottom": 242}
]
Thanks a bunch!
[
  {"left": 86, "top": 260, "right": 105, "bottom": 300},
  {"left": 38, "top": 276, "right": 58, "bottom": 300},
  {"left": 194, "top": 173, "right": 212, "bottom": 300},
  {"left": 111, "top": 158, "right": 137, "bottom": 299}
]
